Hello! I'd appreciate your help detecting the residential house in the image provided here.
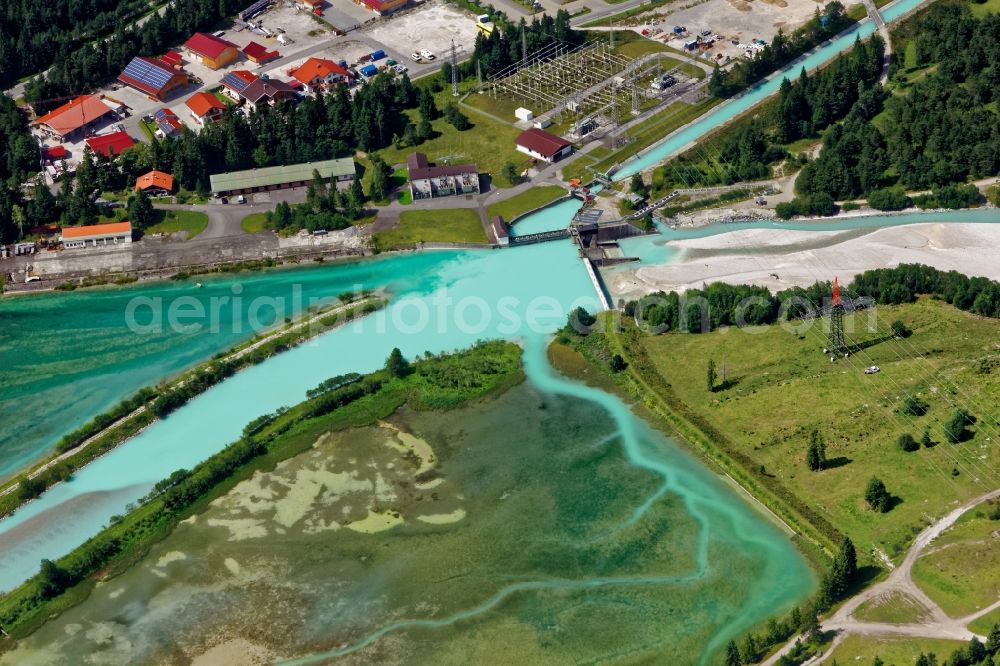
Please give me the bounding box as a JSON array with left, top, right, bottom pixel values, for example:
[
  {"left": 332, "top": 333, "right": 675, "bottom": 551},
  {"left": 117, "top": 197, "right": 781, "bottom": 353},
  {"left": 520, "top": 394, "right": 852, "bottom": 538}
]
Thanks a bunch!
[
  {"left": 153, "top": 108, "right": 184, "bottom": 138},
  {"left": 135, "top": 170, "right": 175, "bottom": 196},
  {"left": 185, "top": 91, "right": 227, "bottom": 125},
  {"left": 288, "top": 57, "right": 351, "bottom": 94},
  {"left": 220, "top": 70, "right": 259, "bottom": 102},
  {"left": 240, "top": 79, "right": 298, "bottom": 111},
  {"left": 405, "top": 152, "right": 480, "bottom": 201}
]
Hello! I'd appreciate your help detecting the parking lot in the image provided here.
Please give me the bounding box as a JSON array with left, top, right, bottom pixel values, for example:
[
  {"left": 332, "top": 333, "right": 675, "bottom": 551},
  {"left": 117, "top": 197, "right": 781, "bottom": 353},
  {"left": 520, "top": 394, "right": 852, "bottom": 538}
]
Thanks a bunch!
[
  {"left": 623, "top": 0, "right": 826, "bottom": 67},
  {"left": 365, "top": 2, "right": 478, "bottom": 57}
]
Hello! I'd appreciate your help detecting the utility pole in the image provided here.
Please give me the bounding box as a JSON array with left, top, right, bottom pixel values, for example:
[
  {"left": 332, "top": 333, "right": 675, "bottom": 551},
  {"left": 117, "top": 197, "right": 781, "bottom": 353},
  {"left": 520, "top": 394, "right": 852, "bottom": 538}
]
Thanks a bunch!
[
  {"left": 522, "top": 29, "right": 528, "bottom": 63},
  {"left": 609, "top": 19, "right": 615, "bottom": 50},
  {"left": 476, "top": 60, "right": 482, "bottom": 89},
  {"left": 451, "top": 40, "right": 459, "bottom": 96}
]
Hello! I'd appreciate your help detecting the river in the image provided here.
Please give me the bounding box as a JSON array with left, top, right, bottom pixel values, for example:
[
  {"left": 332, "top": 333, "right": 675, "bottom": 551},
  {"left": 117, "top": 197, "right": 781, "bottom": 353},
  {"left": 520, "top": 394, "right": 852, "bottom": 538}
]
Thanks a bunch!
[{"left": 0, "top": 0, "right": 935, "bottom": 652}]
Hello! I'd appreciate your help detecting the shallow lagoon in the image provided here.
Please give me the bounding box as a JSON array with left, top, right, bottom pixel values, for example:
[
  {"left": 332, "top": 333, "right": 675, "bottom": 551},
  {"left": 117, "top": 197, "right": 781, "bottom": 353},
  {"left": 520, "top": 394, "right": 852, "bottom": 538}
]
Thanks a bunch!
[{"left": 1, "top": 369, "right": 813, "bottom": 666}]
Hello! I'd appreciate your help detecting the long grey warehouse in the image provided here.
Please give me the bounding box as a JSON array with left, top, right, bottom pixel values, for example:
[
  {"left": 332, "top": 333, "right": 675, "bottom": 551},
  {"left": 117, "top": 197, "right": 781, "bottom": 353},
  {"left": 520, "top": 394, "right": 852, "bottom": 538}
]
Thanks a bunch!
[{"left": 209, "top": 158, "right": 357, "bottom": 196}]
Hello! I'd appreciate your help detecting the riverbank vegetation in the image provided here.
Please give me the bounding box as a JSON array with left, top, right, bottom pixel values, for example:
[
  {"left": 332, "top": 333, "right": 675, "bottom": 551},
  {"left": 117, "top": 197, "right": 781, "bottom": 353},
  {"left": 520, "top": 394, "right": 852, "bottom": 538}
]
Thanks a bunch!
[
  {"left": 795, "top": 2, "right": 1000, "bottom": 205},
  {"left": 0, "top": 340, "right": 523, "bottom": 641},
  {"left": 0, "top": 294, "right": 384, "bottom": 520},
  {"left": 649, "top": 33, "right": 885, "bottom": 196}
]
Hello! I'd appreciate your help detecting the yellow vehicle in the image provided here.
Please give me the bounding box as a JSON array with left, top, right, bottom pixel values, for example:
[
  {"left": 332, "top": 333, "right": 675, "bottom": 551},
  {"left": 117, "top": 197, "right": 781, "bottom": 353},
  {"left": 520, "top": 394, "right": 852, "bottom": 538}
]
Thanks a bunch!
[{"left": 476, "top": 14, "right": 497, "bottom": 37}]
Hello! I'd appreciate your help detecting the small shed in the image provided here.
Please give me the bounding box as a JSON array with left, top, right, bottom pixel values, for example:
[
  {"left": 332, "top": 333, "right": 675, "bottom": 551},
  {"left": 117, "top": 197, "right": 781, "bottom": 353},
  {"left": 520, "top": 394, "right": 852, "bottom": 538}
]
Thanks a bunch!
[{"left": 515, "top": 107, "right": 534, "bottom": 122}]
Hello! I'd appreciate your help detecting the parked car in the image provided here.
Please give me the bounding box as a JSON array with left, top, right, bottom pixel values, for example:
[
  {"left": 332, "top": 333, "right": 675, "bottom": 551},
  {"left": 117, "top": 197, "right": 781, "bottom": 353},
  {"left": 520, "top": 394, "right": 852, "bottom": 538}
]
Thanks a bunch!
[
  {"left": 420, "top": 49, "right": 436, "bottom": 60},
  {"left": 393, "top": 64, "right": 408, "bottom": 74},
  {"left": 864, "top": 365, "right": 880, "bottom": 374},
  {"left": 237, "top": 195, "right": 246, "bottom": 204},
  {"left": 410, "top": 52, "right": 422, "bottom": 62}
]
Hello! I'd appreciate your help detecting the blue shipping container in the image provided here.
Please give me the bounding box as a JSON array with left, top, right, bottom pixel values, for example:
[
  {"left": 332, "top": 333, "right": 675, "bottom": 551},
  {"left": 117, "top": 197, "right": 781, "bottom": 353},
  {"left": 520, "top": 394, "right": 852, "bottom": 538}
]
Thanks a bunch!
[
  {"left": 370, "top": 50, "right": 386, "bottom": 61},
  {"left": 360, "top": 64, "right": 378, "bottom": 77}
]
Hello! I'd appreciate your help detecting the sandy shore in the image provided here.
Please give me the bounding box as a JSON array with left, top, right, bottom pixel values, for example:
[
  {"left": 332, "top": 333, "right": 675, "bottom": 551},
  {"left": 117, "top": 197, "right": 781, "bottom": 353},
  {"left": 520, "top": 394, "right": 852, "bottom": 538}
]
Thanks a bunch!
[{"left": 608, "top": 222, "right": 1000, "bottom": 298}]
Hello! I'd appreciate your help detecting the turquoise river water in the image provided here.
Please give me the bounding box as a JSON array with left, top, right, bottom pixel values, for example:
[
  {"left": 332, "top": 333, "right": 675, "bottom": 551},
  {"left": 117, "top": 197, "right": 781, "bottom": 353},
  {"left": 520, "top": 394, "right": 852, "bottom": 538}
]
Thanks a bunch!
[{"left": 0, "top": 0, "right": 942, "bottom": 655}]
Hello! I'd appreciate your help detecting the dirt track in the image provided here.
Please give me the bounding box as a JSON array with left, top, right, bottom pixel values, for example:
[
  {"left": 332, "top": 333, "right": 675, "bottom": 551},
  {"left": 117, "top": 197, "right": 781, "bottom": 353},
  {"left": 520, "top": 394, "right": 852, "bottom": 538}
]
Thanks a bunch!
[{"left": 764, "top": 486, "right": 1000, "bottom": 665}]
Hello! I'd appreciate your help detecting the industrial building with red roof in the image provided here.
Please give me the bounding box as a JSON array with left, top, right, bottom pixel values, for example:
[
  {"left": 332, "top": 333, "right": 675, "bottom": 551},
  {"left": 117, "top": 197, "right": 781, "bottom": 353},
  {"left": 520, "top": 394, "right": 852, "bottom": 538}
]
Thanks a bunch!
[
  {"left": 515, "top": 128, "right": 573, "bottom": 162},
  {"left": 36, "top": 95, "right": 117, "bottom": 139},
  {"left": 359, "top": 0, "right": 408, "bottom": 15},
  {"left": 85, "top": 131, "right": 136, "bottom": 158},
  {"left": 118, "top": 56, "right": 188, "bottom": 100},
  {"left": 61, "top": 221, "right": 133, "bottom": 249},
  {"left": 184, "top": 32, "right": 239, "bottom": 69},
  {"left": 242, "top": 41, "right": 279, "bottom": 64}
]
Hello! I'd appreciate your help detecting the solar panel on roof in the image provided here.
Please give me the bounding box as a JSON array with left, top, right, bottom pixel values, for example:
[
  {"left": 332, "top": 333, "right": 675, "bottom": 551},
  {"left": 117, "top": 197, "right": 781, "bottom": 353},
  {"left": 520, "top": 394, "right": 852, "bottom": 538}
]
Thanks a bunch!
[
  {"left": 123, "top": 58, "right": 174, "bottom": 92},
  {"left": 221, "top": 72, "right": 252, "bottom": 93}
]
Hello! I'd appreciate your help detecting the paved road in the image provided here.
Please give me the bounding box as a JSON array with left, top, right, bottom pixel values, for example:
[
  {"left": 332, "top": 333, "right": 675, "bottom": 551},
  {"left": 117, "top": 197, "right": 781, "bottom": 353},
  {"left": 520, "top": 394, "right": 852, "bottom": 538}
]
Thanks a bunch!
[
  {"left": 154, "top": 188, "right": 307, "bottom": 239},
  {"left": 763, "top": 487, "right": 1000, "bottom": 665}
]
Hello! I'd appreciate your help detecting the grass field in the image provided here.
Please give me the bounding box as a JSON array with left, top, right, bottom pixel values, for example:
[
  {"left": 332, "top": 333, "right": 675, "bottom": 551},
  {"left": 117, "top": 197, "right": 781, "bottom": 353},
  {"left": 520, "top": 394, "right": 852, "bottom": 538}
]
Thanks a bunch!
[
  {"left": 970, "top": 0, "right": 1000, "bottom": 17},
  {"left": 970, "top": 606, "right": 1000, "bottom": 635},
  {"left": 144, "top": 210, "right": 208, "bottom": 239},
  {"left": 373, "top": 209, "right": 486, "bottom": 250},
  {"left": 486, "top": 185, "right": 566, "bottom": 222},
  {"left": 240, "top": 212, "right": 268, "bottom": 234},
  {"left": 636, "top": 298, "right": 1000, "bottom": 560},
  {"left": 365, "top": 80, "right": 526, "bottom": 190},
  {"left": 912, "top": 511, "right": 1000, "bottom": 617},
  {"left": 854, "top": 590, "right": 933, "bottom": 624},
  {"left": 827, "top": 633, "right": 964, "bottom": 664}
]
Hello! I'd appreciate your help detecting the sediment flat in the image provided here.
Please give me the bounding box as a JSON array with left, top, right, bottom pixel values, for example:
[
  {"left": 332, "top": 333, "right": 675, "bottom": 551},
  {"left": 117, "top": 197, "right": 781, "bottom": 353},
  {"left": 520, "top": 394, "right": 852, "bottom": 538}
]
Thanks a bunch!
[{"left": 610, "top": 222, "right": 1000, "bottom": 297}]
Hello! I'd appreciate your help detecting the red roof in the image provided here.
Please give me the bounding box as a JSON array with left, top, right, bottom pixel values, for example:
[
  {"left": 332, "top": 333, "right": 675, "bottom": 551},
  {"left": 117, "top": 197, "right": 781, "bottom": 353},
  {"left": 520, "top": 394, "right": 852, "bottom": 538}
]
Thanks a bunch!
[
  {"left": 135, "top": 170, "right": 175, "bottom": 192},
  {"left": 62, "top": 221, "right": 132, "bottom": 240},
  {"left": 184, "top": 32, "right": 238, "bottom": 60},
  {"left": 289, "top": 57, "right": 350, "bottom": 85},
  {"left": 43, "top": 145, "right": 68, "bottom": 161},
  {"left": 85, "top": 131, "right": 136, "bottom": 158},
  {"left": 223, "top": 70, "right": 259, "bottom": 88},
  {"left": 161, "top": 50, "right": 184, "bottom": 67},
  {"left": 36, "top": 95, "right": 114, "bottom": 136},
  {"left": 186, "top": 91, "right": 227, "bottom": 117},
  {"left": 243, "top": 41, "right": 279, "bottom": 62},
  {"left": 516, "top": 128, "right": 572, "bottom": 158}
]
